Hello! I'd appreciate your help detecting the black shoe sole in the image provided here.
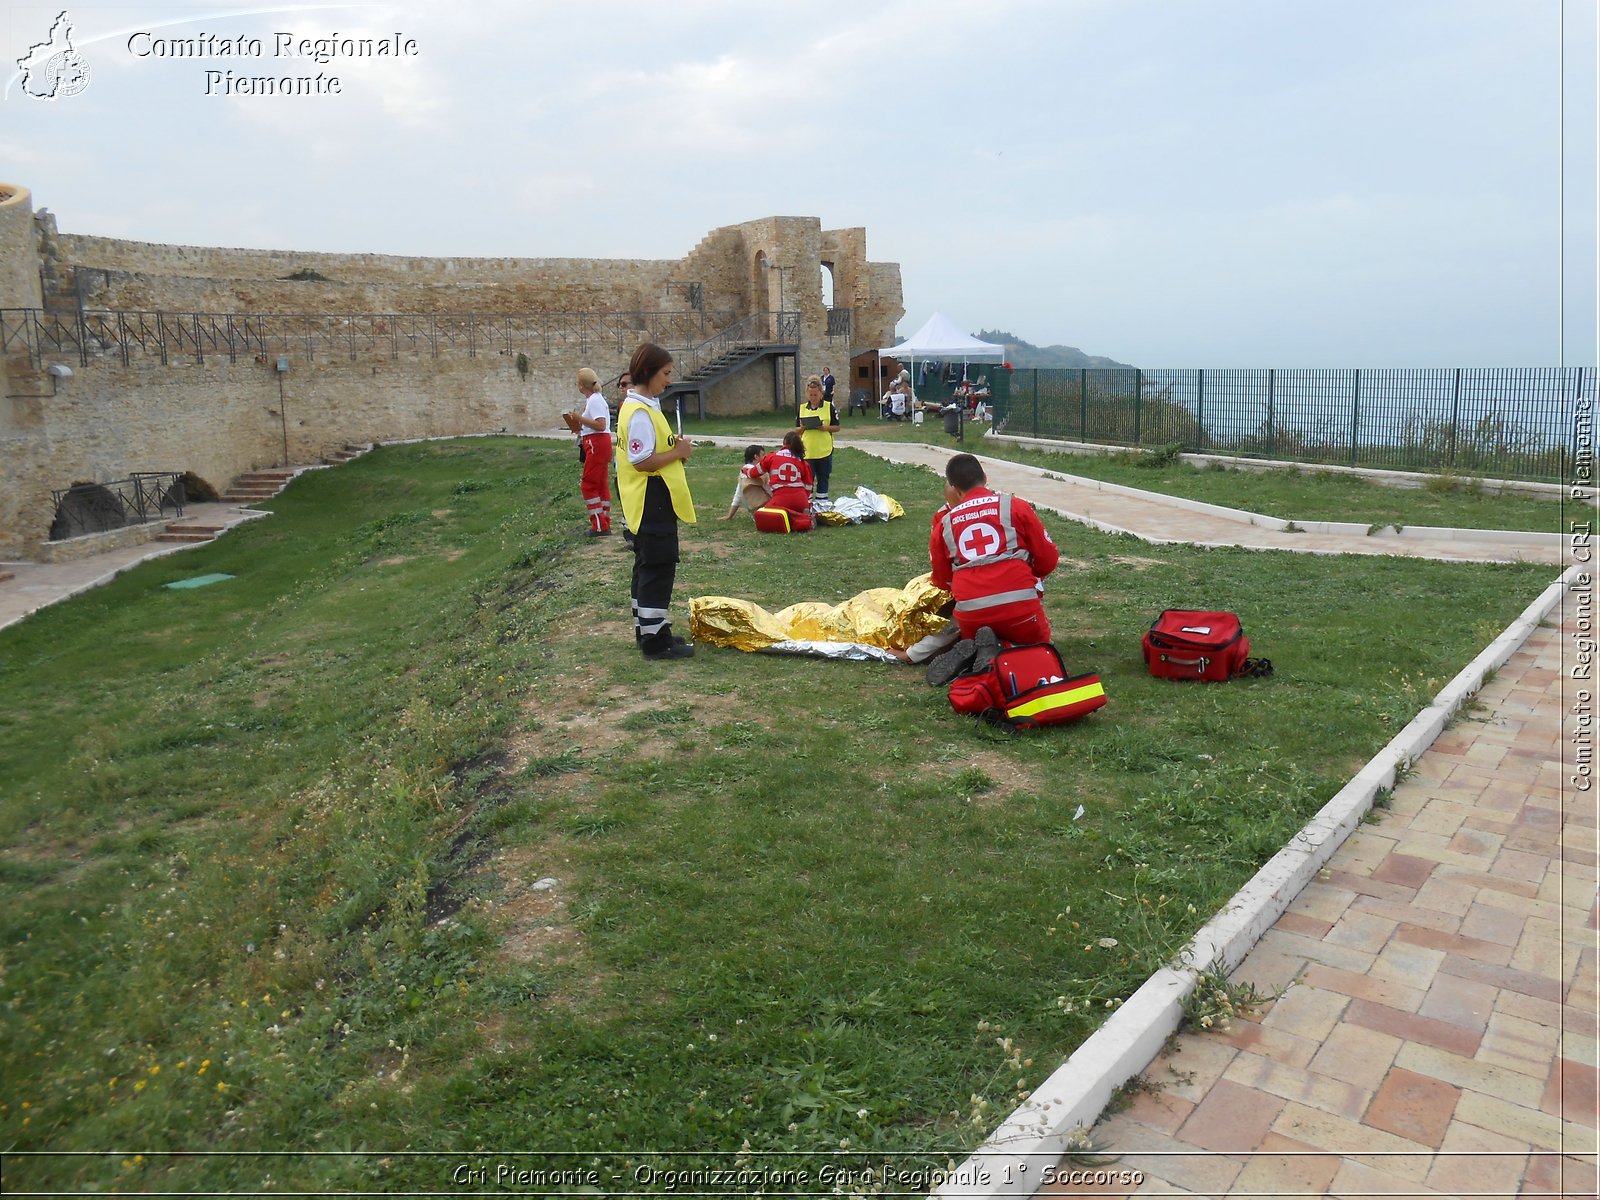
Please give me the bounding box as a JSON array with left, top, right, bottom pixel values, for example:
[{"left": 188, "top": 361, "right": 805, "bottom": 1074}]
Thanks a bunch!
[
  {"left": 925, "top": 640, "right": 977, "bottom": 687},
  {"left": 642, "top": 644, "right": 695, "bottom": 661},
  {"left": 971, "top": 627, "right": 1003, "bottom": 674}
]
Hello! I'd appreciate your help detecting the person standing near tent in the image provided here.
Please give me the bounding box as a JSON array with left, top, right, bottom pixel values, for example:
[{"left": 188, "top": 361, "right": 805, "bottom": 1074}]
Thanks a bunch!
[
  {"left": 879, "top": 313, "right": 1007, "bottom": 419},
  {"left": 795, "top": 374, "right": 841, "bottom": 501},
  {"left": 616, "top": 342, "right": 696, "bottom": 661},
  {"left": 929, "top": 452, "right": 1059, "bottom": 645}
]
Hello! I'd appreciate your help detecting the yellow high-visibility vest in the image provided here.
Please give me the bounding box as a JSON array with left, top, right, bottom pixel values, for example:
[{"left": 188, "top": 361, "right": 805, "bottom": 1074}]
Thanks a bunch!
[
  {"left": 615, "top": 398, "right": 696, "bottom": 530},
  {"left": 798, "top": 400, "right": 834, "bottom": 459}
]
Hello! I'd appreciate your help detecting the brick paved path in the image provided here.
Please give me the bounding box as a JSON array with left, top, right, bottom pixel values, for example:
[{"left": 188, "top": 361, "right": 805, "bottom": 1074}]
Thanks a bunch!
[
  {"left": 842, "top": 441, "right": 1568, "bottom": 565},
  {"left": 1041, "top": 592, "right": 1597, "bottom": 1198}
]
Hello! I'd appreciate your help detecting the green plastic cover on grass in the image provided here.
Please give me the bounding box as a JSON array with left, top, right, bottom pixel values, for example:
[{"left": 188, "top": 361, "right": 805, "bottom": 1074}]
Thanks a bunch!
[{"left": 163, "top": 573, "right": 235, "bottom": 589}]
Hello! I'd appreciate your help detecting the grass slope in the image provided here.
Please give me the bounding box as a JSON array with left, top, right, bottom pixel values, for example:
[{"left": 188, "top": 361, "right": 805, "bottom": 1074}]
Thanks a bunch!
[{"left": 0, "top": 438, "right": 1556, "bottom": 1193}]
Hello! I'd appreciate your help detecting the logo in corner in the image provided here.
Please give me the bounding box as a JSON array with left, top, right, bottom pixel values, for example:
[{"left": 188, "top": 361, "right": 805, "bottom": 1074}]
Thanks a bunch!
[{"left": 16, "top": 11, "right": 91, "bottom": 101}]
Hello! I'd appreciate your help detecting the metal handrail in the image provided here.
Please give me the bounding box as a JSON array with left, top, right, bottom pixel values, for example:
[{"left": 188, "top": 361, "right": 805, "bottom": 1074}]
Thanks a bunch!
[
  {"left": 0, "top": 307, "right": 725, "bottom": 368},
  {"left": 672, "top": 311, "right": 800, "bottom": 381},
  {"left": 49, "top": 472, "right": 185, "bottom": 539}
]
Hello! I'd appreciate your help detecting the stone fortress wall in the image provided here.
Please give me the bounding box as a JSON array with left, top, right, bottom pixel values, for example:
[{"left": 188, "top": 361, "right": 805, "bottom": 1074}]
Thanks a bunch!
[{"left": 0, "top": 183, "right": 904, "bottom": 558}]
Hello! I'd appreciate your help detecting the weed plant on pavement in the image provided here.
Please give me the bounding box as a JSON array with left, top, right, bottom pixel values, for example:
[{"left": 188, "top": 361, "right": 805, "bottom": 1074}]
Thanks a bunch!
[{"left": 0, "top": 437, "right": 1555, "bottom": 1193}]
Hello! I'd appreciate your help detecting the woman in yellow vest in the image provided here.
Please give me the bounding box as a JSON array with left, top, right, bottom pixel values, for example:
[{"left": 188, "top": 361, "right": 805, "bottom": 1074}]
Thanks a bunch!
[
  {"left": 615, "top": 342, "right": 697, "bottom": 661},
  {"left": 795, "top": 374, "right": 841, "bottom": 502}
]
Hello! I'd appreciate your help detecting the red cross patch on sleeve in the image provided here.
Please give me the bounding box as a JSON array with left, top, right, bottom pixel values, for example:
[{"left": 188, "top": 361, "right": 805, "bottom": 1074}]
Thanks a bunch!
[{"left": 629, "top": 437, "right": 644, "bottom": 455}]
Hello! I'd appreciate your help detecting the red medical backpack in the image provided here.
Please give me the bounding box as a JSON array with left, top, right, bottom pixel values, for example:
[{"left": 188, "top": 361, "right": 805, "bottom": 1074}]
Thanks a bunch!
[{"left": 1142, "top": 610, "right": 1271, "bottom": 681}]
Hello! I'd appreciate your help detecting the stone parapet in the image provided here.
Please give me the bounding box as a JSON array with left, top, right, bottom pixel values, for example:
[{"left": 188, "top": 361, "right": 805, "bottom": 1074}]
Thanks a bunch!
[{"left": 0, "top": 191, "right": 904, "bottom": 558}]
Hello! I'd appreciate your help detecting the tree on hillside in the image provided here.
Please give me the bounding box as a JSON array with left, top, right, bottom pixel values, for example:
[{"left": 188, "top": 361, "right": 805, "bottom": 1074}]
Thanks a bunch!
[{"left": 976, "top": 329, "right": 1130, "bottom": 369}]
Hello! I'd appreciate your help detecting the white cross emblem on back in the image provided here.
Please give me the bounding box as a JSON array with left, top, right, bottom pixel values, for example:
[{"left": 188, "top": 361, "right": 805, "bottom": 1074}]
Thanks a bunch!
[{"left": 957, "top": 521, "right": 1002, "bottom": 560}]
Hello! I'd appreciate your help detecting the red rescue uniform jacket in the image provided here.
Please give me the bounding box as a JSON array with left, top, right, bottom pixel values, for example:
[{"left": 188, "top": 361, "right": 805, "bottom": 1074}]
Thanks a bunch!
[
  {"left": 930, "top": 487, "right": 1059, "bottom": 630},
  {"left": 759, "top": 448, "right": 814, "bottom": 512}
]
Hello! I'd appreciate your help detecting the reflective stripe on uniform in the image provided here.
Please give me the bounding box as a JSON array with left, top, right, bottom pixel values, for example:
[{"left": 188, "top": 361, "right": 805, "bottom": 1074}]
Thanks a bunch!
[
  {"left": 955, "top": 548, "right": 1031, "bottom": 569},
  {"left": 955, "top": 587, "right": 1042, "bottom": 612},
  {"left": 635, "top": 604, "right": 670, "bottom": 636}
]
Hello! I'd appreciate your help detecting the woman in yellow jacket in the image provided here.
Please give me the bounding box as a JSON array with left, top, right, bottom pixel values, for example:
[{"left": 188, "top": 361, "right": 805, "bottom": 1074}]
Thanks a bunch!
[
  {"left": 615, "top": 343, "right": 697, "bottom": 661},
  {"left": 795, "top": 374, "right": 841, "bottom": 502}
]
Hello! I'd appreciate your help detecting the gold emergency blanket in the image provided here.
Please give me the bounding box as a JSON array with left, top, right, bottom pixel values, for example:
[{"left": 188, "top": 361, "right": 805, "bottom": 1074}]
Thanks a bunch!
[{"left": 691, "top": 573, "right": 953, "bottom": 654}]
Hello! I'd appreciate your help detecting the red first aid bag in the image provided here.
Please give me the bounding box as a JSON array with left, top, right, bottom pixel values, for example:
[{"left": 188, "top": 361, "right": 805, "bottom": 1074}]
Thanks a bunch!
[
  {"left": 754, "top": 506, "right": 814, "bottom": 533},
  {"left": 948, "top": 643, "right": 1107, "bottom": 728},
  {"left": 1142, "top": 610, "right": 1270, "bottom": 681},
  {"left": 948, "top": 672, "right": 1003, "bottom": 715},
  {"left": 992, "top": 643, "right": 1107, "bottom": 727}
]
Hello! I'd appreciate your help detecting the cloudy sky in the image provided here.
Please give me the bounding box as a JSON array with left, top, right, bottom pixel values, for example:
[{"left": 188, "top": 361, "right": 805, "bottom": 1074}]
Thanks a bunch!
[{"left": 4, "top": 0, "right": 1595, "bottom": 367}]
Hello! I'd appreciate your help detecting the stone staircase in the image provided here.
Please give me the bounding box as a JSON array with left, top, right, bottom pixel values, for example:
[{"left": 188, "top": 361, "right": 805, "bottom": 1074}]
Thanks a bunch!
[
  {"left": 222, "top": 469, "right": 297, "bottom": 504},
  {"left": 143, "top": 445, "right": 374, "bottom": 548},
  {"left": 154, "top": 522, "right": 225, "bottom": 545},
  {"left": 324, "top": 442, "right": 374, "bottom": 465},
  {"left": 662, "top": 343, "right": 793, "bottom": 408},
  {"left": 215, "top": 445, "right": 372, "bottom": 506}
]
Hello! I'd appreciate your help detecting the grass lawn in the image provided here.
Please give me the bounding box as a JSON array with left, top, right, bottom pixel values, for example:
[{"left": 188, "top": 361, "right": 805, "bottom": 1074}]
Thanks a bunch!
[
  {"left": 0, "top": 437, "right": 1559, "bottom": 1194},
  {"left": 685, "top": 412, "right": 1567, "bottom": 533}
]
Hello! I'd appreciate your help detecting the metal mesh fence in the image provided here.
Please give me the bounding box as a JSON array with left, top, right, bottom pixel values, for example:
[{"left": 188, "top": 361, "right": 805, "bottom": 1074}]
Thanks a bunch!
[{"left": 989, "top": 367, "right": 1593, "bottom": 483}]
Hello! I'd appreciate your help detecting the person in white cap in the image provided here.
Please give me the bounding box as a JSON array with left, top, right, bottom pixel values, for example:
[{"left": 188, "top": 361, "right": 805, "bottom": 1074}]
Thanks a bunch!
[{"left": 567, "top": 366, "right": 614, "bottom": 535}]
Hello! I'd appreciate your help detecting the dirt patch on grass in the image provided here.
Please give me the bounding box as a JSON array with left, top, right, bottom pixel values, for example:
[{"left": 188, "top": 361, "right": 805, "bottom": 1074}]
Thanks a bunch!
[
  {"left": 506, "top": 677, "right": 678, "bottom": 771},
  {"left": 250, "top": 661, "right": 300, "bottom": 708},
  {"left": 933, "top": 747, "right": 1048, "bottom": 805},
  {"left": 586, "top": 618, "right": 635, "bottom": 642},
  {"left": 490, "top": 845, "right": 583, "bottom": 964},
  {"left": 504, "top": 581, "right": 754, "bottom": 772},
  {"left": 1109, "top": 554, "right": 1165, "bottom": 569},
  {"left": 697, "top": 540, "right": 744, "bottom": 560},
  {"left": 479, "top": 841, "right": 613, "bottom": 1013}
]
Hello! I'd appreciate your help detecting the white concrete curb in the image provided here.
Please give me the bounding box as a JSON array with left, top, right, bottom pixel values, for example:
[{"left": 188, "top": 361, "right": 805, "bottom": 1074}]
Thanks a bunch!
[
  {"left": 983, "top": 432, "right": 1591, "bottom": 502},
  {"left": 932, "top": 563, "right": 1585, "bottom": 1199},
  {"left": 965, "top": 449, "right": 1564, "bottom": 551}
]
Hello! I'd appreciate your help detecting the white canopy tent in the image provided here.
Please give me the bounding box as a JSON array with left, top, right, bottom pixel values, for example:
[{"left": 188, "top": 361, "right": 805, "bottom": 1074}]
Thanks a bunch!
[{"left": 879, "top": 312, "right": 1005, "bottom": 405}]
